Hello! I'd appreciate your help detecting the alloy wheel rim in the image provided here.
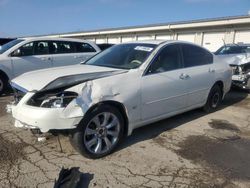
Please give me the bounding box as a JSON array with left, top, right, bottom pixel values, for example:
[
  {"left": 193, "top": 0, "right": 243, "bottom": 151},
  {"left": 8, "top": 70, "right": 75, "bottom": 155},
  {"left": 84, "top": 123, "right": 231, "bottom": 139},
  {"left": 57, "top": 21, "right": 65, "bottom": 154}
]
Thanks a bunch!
[
  {"left": 211, "top": 92, "right": 220, "bottom": 108},
  {"left": 84, "top": 112, "right": 120, "bottom": 154}
]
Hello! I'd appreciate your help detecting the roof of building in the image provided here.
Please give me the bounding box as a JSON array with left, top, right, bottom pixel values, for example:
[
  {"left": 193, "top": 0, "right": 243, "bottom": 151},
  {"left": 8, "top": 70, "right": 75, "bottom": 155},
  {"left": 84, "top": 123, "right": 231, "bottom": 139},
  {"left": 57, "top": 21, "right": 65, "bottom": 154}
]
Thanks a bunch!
[{"left": 25, "top": 15, "right": 250, "bottom": 38}]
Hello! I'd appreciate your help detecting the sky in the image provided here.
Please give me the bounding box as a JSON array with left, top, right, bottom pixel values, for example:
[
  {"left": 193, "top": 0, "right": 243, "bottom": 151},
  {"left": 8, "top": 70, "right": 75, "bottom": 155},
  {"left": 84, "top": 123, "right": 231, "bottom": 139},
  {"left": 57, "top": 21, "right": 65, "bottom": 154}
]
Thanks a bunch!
[{"left": 0, "top": 0, "right": 249, "bottom": 37}]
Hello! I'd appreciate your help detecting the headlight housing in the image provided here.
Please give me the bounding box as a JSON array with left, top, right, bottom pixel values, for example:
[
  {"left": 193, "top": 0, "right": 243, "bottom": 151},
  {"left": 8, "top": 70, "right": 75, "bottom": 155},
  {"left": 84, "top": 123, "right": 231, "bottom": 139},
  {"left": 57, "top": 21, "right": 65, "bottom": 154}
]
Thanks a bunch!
[{"left": 27, "top": 91, "right": 78, "bottom": 108}]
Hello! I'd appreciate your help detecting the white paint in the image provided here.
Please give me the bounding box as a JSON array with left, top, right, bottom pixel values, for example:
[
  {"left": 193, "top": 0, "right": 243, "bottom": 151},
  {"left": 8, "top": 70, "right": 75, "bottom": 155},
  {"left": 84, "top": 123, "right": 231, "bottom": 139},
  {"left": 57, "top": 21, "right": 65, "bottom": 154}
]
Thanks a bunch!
[
  {"left": 203, "top": 32, "right": 225, "bottom": 52},
  {"left": 9, "top": 41, "right": 232, "bottom": 136}
]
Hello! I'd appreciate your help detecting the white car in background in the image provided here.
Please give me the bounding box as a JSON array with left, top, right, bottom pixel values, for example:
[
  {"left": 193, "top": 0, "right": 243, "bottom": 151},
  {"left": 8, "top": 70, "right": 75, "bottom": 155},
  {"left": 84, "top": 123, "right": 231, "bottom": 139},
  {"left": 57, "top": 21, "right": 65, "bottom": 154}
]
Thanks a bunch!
[
  {"left": 0, "top": 37, "right": 100, "bottom": 95},
  {"left": 215, "top": 44, "right": 250, "bottom": 90},
  {"left": 8, "top": 40, "right": 232, "bottom": 158}
]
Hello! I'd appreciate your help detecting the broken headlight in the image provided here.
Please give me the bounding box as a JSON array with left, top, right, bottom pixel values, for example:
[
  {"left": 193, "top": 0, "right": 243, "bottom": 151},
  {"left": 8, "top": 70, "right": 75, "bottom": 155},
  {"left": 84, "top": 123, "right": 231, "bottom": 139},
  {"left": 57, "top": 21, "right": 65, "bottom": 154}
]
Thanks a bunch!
[{"left": 27, "top": 91, "right": 78, "bottom": 108}]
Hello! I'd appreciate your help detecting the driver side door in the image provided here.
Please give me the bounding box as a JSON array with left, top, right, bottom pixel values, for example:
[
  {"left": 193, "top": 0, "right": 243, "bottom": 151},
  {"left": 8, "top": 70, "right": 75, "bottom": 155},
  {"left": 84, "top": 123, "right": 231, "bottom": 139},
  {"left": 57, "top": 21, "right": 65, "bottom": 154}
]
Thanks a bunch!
[
  {"left": 141, "top": 44, "right": 188, "bottom": 120},
  {"left": 10, "top": 41, "right": 53, "bottom": 77}
]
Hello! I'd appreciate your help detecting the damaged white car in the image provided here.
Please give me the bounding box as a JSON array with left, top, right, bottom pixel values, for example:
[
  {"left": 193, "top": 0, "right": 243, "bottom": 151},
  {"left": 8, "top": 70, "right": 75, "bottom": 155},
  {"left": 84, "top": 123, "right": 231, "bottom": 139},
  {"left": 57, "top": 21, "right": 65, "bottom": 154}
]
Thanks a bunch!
[
  {"left": 215, "top": 44, "right": 250, "bottom": 90},
  {"left": 8, "top": 41, "right": 232, "bottom": 158}
]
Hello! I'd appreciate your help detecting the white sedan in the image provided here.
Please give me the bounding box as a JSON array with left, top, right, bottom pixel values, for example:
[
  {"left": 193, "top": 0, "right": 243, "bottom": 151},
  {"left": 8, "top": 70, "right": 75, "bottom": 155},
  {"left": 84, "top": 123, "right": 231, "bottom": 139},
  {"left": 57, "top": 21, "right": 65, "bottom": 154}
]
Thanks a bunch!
[{"left": 8, "top": 40, "right": 232, "bottom": 158}]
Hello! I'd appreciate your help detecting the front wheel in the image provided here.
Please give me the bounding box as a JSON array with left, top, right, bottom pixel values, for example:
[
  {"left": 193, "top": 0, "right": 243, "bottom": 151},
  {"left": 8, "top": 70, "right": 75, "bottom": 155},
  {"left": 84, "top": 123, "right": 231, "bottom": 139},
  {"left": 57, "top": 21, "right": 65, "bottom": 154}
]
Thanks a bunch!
[
  {"left": 203, "top": 84, "right": 222, "bottom": 113},
  {"left": 70, "top": 105, "right": 124, "bottom": 159}
]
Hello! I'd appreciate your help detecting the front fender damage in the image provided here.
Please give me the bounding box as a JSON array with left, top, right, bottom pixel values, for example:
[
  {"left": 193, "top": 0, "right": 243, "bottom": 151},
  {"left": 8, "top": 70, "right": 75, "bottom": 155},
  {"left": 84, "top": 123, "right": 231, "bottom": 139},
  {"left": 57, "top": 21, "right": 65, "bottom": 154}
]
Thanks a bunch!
[{"left": 62, "top": 81, "right": 121, "bottom": 119}]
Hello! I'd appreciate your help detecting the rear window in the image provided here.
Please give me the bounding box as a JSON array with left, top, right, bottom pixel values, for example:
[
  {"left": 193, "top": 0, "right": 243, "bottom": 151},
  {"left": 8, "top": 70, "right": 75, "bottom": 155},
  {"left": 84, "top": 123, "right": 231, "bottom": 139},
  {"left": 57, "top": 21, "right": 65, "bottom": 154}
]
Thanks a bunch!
[
  {"left": 75, "top": 42, "right": 96, "bottom": 53},
  {"left": 0, "top": 39, "right": 24, "bottom": 54},
  {"left": 182, "top": 44, "right": 213, "bottom": 67}
]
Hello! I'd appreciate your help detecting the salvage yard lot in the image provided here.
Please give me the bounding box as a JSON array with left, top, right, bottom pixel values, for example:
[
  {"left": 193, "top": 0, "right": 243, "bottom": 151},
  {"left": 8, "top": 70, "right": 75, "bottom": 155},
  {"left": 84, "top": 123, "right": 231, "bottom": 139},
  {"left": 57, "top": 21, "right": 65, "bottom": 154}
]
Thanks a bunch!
[{"left": 0, "top": 90, "right": 250, "bottom": 188}]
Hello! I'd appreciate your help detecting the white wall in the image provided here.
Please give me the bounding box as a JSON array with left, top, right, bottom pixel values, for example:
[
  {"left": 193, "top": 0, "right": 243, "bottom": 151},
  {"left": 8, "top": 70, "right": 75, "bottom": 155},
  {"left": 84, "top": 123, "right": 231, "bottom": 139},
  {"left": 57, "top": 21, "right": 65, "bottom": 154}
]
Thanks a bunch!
[
  {"left": 137, "top": 35, "right": 154, "bottom": 41},
  {"left": 202, "top": 32, "right": 225, "bottom": 52},
  {"left": 121, "top": 36, "right": 136, "bottom": 43},
  {"left": 155, "top": 34, "right": 171, "bottom": 40},
  {"left": 234, "top": 30, "right": 250, "bottom": 43},
  {"left": 81, "top": 28, "right": 250, "bottom": 52},
  {"left": 108, "top": 37, "right": 120, "bottom": 44},
  {"left": 177, "top": 33, "right": 195, "bottom": 43}
]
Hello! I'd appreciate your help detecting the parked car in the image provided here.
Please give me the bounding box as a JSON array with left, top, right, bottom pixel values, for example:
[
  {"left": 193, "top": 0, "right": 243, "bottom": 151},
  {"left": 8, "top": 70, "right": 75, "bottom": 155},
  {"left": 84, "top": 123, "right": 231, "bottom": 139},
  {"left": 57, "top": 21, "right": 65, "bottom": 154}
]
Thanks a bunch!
[
  {"left": 8, "top": 40, "right": 232, "bottom": 158},
  {"left": 0, "top": 37, "right": 100, "bottom": 95},
  {"left": 0, "top": 38, "right": 15, "bottom": 46},
  {"left": 215, "top": 44, "right": 250, "bottom": 90},
  {"left": 97, "top": 43, "right": 114, "bottom": 51}
]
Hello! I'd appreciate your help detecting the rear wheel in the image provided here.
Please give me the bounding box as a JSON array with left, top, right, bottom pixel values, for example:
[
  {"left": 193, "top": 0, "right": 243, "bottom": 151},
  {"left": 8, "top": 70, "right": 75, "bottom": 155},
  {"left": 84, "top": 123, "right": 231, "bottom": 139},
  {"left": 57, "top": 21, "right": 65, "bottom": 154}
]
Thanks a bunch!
[
  {"left": 203, "top": 84, "right": 222, "bottom": 113},
  {"left": 70, "top": 104, "right": 124, "bottom": 159}
]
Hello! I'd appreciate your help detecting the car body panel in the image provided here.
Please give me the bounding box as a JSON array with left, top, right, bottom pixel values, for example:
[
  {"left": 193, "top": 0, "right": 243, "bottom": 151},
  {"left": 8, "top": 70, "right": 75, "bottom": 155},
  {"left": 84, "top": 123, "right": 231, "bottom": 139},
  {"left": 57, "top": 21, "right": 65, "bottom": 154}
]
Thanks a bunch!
[{"left": 8, "top": 40, "right": 232, "bottom": 136}]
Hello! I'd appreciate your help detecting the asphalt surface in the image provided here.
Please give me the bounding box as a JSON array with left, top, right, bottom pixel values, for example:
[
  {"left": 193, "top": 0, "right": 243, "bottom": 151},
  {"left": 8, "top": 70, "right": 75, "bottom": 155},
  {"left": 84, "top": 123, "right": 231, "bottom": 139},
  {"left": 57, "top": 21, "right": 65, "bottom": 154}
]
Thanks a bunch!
[{"left": 0, "top": 90, "right": 249, "bottom": 188}]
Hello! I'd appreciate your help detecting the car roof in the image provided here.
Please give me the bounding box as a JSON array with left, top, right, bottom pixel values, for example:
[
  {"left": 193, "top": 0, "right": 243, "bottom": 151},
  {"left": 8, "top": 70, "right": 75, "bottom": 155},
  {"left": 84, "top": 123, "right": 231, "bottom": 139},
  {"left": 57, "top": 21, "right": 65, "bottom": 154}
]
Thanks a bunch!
[
  {"left": 19, "top": 37, "right": 91, "bottom": 43},
  {"left": 223, "top": 43, "right": 250, "bottom": 47},
  {"left": 123, "top": 40, "right": 167, "bottom": 45}
]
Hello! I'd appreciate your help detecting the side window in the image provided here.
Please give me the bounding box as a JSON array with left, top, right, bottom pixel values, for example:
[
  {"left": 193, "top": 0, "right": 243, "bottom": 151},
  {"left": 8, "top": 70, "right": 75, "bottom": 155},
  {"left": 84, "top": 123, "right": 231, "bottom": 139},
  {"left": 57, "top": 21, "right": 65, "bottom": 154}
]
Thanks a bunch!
[
  {"left": 34, "top": 41, "right": 49, "bottom": 55},
  {"left": 147, "top": 44, "right": 182, "bottom": 74},
  {"left": 49, "top": 42, "right": 58, "bottom": 54},
  {"left": 56, "top": 41, "right": 75, "bottom": 54},
  {"left": 182, "top": 44, "right": 213, "bottom": 68},
  {"left": 75, "top": 42, "right": 96, "bottom": 53},
  {"left": 16, "top": 42, "right": 34, "bottom": 56}
]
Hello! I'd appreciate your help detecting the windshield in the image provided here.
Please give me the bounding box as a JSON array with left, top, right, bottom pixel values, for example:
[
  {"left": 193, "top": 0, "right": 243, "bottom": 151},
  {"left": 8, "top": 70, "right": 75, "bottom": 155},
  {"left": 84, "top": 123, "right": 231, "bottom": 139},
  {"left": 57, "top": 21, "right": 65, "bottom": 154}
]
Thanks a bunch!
[
  {"left": 85, "top": 43, "right": 157, "bottom": 69},
  {"left": 215, "top": 45, "right": 250, "bottom": 55},
  {"left": 0, "top": 39, "right": 24, "bottom": 54}
]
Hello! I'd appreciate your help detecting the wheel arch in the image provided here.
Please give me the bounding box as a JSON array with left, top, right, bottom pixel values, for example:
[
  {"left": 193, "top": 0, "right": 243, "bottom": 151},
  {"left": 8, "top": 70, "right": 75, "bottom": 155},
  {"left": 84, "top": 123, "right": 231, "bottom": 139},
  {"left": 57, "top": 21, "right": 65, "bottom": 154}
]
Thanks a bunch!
[
  {"left": 214, "top": 80, "right": 224, "bottom": 96},
  {"left": 83, "top": 100, "right": 129, "bottom": 137},
  {"left": 0, "top": 69, "right": 9, "bottom": 81}
]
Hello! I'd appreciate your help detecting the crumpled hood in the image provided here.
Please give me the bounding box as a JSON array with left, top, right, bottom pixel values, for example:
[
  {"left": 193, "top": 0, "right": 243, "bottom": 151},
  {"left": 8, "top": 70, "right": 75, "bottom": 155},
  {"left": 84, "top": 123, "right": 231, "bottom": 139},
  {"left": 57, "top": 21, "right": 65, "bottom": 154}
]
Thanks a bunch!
[
  {"left": 217, "top": 53, "right": 250, "bottom": 65},
  {"left": 11, "top": 65, "right": 122, "bottom": 92}
]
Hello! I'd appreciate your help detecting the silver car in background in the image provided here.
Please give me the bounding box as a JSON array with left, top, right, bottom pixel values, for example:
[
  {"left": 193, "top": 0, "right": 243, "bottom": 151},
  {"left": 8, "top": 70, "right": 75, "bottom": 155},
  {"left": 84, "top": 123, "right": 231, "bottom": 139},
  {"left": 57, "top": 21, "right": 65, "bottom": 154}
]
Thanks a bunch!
[
  {"left": 0, "top": 37, "right": 100, "bottom": 95},
  {"left": 215, "top": 44, "right": 250, "bottom": 91}
]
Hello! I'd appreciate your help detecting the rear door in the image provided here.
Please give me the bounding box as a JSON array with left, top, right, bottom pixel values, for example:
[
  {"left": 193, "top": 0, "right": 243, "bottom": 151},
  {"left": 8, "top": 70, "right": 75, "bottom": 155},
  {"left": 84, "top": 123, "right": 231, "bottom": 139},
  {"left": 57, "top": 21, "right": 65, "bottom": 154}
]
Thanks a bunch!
[
  {"left": 74, "top": 42, "right": 97, "bottom": 62},
  {"left": 49, "top": 41, "right": 78, "bottom": 67},
  {"left": 180, "top": 44, "right": 215, "bottom": 107},
  {"left": 50, "top": 41, "right": 98, "bottom": 67},
  {"left": 11, "top": 41, "right": 52, "bottom": 77},
  {"left": 141, "top": 44, "right": 188, "bottom": 120}
]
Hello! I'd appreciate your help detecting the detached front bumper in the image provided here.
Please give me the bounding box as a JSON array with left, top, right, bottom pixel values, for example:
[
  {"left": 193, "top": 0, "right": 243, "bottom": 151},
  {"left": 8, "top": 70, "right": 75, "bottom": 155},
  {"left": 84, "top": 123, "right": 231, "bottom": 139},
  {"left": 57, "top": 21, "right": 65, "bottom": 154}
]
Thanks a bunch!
[
  {"left": 232, "top": 74, "right": 250, "bottom": 89},
  {"left": 7, "top": 93, "right": 84, "bottom": 133}
]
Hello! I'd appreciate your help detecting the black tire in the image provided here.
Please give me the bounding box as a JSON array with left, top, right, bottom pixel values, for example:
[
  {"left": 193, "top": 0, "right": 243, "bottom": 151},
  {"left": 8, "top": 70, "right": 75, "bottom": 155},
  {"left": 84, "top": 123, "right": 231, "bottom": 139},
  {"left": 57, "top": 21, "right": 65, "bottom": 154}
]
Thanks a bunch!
[
  {"left": 203, "top": 84, "right": 223, "bottom": 113},
  {"left": 0, "top": 74, "right": 7, "bottom": 96},
  {"left": 69, "top": 104, "right": 124, "bottom": 159}
]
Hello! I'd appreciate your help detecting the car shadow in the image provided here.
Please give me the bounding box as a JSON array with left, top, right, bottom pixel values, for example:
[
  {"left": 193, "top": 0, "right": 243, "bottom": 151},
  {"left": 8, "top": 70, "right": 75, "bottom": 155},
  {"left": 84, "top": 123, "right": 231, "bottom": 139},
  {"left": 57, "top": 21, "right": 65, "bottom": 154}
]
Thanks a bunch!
[{"left": 116, "top": 89, "right": 249, "bottom": 152}]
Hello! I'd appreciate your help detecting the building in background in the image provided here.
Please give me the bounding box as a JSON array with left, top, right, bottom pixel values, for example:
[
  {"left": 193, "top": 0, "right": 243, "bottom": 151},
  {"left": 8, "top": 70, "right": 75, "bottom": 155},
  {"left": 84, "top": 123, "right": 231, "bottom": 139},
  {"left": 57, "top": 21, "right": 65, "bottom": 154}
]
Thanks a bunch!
[{"left": 33, "top": 15, "right": 250, "bottom": 52}]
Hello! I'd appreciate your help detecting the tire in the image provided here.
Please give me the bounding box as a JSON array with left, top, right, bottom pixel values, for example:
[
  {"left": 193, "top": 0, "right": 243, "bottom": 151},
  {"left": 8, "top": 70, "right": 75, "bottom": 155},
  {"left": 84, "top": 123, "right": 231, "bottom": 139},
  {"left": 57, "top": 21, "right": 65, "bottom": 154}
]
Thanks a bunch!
[
  {"left": 0, "top": 74, "right": 7, "bottom": 96},
  {"left": 203, "top": 84, "right": 223, "bottom": 113},
  {"left": 70, "top": 104, "right": 124, "bottom": 159}
]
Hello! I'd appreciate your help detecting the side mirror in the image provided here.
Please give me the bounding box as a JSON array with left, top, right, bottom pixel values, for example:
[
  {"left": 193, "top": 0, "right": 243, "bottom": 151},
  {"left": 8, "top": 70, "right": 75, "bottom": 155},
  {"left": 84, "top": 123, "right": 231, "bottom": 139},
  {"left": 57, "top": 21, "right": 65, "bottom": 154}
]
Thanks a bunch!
[{"left": 11, "top": 49, "right": 21, "bottom": 57}]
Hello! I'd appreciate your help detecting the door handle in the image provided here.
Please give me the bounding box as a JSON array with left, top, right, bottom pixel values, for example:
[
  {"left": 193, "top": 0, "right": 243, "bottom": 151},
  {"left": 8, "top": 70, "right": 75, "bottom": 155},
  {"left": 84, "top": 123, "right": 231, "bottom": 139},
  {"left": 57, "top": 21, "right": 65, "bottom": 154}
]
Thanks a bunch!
[
  {"left": 40, "top": 57, "right": 52, "bottom": 61},
  {"left": 179, "top": 73, "right": 190, "bottom": 80},
  {"left": 209, "top": 68, "right": 215, "bottom": 73}
]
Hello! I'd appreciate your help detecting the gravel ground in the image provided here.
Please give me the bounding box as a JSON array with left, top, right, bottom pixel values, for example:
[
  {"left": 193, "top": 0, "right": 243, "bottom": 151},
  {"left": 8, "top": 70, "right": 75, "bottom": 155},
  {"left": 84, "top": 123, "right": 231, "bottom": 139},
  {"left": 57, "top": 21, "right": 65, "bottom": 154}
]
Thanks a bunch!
[{"left": 0, "top": 90, "right": 249, "bottom": 188}]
